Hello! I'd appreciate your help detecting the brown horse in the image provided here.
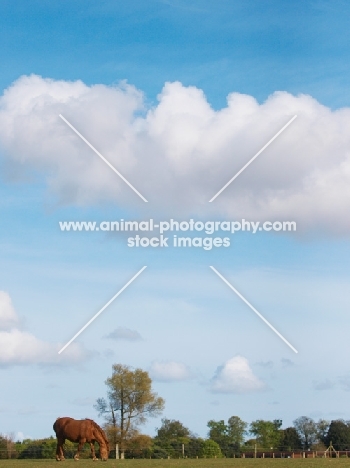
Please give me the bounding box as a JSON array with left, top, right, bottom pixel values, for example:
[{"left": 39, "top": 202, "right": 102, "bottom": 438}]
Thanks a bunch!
[{"left": 53, "top": 417, "right": 109, "bottom": 461}]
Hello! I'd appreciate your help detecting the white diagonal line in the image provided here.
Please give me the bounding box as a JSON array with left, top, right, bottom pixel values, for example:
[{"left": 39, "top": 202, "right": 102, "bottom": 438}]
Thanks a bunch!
[
  {"left": 210, "top": 266, "right": 298, "bottom": 353},
  {"left": 59, "top": 114, "right": 148, "bottom": 202},
  {"left": 58, "top": 266, "right": 147, "bottom": 354},
  {"left": 209, "top": 115, "right": 297, "bottom": 202}
]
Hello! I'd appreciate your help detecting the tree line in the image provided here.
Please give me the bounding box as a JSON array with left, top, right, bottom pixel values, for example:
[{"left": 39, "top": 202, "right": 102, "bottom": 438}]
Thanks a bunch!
[
  {"left": 3, "top": 416, "right": 350, "bottom": 459},
  {"left": 1, "top": 363, "right": 350, "bottom": 459}
]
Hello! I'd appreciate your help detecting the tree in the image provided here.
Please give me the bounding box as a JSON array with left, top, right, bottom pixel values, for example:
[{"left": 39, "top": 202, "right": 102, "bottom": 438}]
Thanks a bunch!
[
  {"left": 201, "top": 439, "right": 223, "bottom": 458},
  {"left": 293, "top": 416, "right": 317, "bottom": 449},
  {"left": 279, "top": 427, "right": 302, "bottom": 450},
  {"left": 207, "top": 420, "right": 229, "bottom": 454},
  {"left": 227, "top": 415, "right": 248, "bottom": 450},
  {"left": 154, "top": 418, "right": 193, "bottom": 458},
  {"left": 0, "top": 435, "right": 8, "bottom": 460},
  {"left": 154, "top": 418, "right": 192, "bottom": 458},
  {"left": 0, "top": 433, "right": 16, "bottom": 459},
  {"left": 324, "top": 420, "right": 350, "bottom": 450},
  {"left": 187, "top": 438, "right": 205, "bottom": 458},
  {"left": 95, "top": 364, "right": 165, "bottom": 455},
  {"left": 125, "top": 433, "right": 153, "bottom": 458},
  {"left": 250, "top": 420, "right": 282, "bottom": 449},
  {"left": 316, "top": 419, "right": 330, "bottom": 445},
  {"left": 208, "top": 416, "right": 247, "bottom": 456},
  {"left": 156, "top": 418, "right": 191, "bottom": 441}
]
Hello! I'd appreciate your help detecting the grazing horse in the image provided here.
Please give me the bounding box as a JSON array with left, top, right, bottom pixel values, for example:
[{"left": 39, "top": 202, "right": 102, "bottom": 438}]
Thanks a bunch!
[{"left": 53, "top": 417, "right": 109, "bottom": 461}]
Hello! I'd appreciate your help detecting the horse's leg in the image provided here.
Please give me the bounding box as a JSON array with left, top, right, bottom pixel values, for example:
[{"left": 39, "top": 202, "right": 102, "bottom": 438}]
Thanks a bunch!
[
  {"left": 90, "top": 442, "right": 97, "bottom": 461},
  {"left": 56, "top": 438, "right": 65, "bottom": 461},
  {"left": 74, "top": 440, "right": 84, "bottom": 461}
]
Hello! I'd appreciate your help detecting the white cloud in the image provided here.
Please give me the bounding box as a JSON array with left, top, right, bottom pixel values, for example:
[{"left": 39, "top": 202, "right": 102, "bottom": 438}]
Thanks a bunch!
[
  {"left": 211, "top": 355, "right": 265, "bottom": 394},
  {"left": 0, "top": 290, "right": 87, "bottom": 366},
  {"left": 0, "top": 329, "right": 87, "bottom": 366},
  {"left": 105, "top": 327, "right": 143, "bottom": 341},
  {"left": 150, "top": 360, "right": 192, "bottom": 382},
  {"left": 0, "top": 291, "right": 19, "bottom": 330},
  {"left": 1, "top": 75, "right": 350, "bottom": 234}
]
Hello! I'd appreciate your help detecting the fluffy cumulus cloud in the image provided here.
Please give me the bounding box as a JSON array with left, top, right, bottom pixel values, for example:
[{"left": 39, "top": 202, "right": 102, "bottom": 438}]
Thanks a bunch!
[
  {"left": 211, "top": 356, "right": 265, "bottom": 394},
  {"left": 1, "top": 75, "right": 350, "bottom": 234},
  {"left": 105, "top": 327, "right": 143, "bottom": 341},
  {"left": 0, "top": 290, "right": 87, "bottom": 366},
  {"left": 150, "top": 360, "right": 192, "bottom": 382}
]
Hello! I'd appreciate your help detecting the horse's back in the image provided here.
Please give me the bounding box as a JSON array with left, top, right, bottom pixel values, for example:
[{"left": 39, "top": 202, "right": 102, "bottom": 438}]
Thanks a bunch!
[
  {"left": 53, "top": 417, "right": 93, "bottom": 442},
  {"left": 53, "top": 417, "right": 73, "bottom": 436}
]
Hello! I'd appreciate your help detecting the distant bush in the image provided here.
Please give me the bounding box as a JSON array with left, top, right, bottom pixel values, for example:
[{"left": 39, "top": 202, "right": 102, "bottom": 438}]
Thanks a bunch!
[
  {"left": 201, "top": 439, "right": 223, "bottom": 458},
  {"left": 16, "top": 437, "right": 93, "bottom": 459}
]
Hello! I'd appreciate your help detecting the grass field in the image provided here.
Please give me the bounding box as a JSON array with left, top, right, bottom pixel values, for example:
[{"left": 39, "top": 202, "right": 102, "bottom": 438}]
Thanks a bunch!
[{"left": 0, "top": 460, "right": 349, "bottom": 468}]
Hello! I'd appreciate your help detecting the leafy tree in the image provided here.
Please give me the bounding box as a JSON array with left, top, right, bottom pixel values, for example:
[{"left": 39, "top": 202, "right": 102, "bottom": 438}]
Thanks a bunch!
[
  {"left": 227, "top": 415, "right": 248, "bottom": 450},
  {"left": 156, "top": 418, "right": 191, "bottom": 441},
  {"left": 0, "top": 433, "right": 16, "bottom": 459},
  {"left": 324, "top": 420, "right": 350, "bottom": 450},
  {"left": 0, "top": 435, "right": 8, "bottom": 460},
  {"left": 95, "top": 364, "right": 165, "bottom": 455},
  {"left": 207, "top": 420, "right": 229, "bottom": 454},
  {"left": 316, "top": 419, "right": 330, "bottom": 445},
  {"left": 250, "top": 419, "right": 282, "bottom": 449},
  {"left": 208, "top": 416, "right": 247, "bottom": 456},
  {"left": 201, "top": 439, "right": 223, "bottom": 458},
  {"left": 187, "top": 437, "right": 205, "bottom": 458},
  {"left": 279, "top": 427, "right": 302, "bottom": 450},
  {"left": 125, "top": 433, "right": 153, "bottom": 458},
  {"left": 154, "top": 418, "right": 191, "bottom": 458},
  {"left": 293, "top": 416, "right": 317, "bottom": 449}
]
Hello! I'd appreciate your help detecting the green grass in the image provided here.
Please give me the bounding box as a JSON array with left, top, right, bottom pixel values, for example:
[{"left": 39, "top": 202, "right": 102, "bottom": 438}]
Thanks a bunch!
[{"left": 1, "top": 459, "right": 350, "bottom": 468}]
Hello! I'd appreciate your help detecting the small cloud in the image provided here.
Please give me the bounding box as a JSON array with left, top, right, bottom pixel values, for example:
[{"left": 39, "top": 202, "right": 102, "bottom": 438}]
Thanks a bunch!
[
  {"left": 211, "top": 356, "right": 265, "bottom": 394},
  {"left": 313, "top": 379, "right": 334, "bottom": 391},
  {"left": 0, "top": 328, "right": 88, "bottom": 366},
  {"left": 150, "top": 361, "right": 192, "bottom": 382},
  {"left": 257, "top": 360, "right": 273, "bottom": 369},
  {"left": 281, "top": 358, "right": 294, "bottom": 368},
  {"left": 105, "top": 327, "right": 143, "bottom": 342},
  {"left": 269, "top": 401, "right": 279, "bottom": 405}
]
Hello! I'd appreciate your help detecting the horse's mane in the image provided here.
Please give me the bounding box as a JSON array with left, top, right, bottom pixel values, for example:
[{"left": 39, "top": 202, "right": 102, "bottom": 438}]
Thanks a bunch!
[{"left": 87, "top": 419, "right": 109, "bottom": 448}]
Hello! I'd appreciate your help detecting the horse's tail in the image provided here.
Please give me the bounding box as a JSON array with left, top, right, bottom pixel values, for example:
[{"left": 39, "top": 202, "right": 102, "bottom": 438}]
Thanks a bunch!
[{"left": 53, "top": 418, "right": 60, "bottom": 434}]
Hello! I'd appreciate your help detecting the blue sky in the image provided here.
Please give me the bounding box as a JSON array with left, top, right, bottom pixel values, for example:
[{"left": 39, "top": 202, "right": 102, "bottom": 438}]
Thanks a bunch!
[
  {"left": 1, "top": 0, "right": 350, "bottom": 442},
  {"left": 1, "top": 0, "right": 350, "bottom": 108}
]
